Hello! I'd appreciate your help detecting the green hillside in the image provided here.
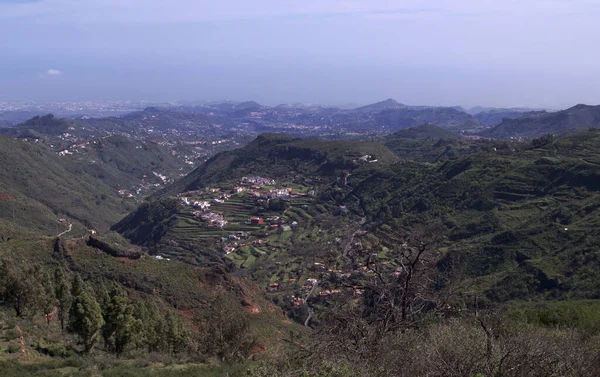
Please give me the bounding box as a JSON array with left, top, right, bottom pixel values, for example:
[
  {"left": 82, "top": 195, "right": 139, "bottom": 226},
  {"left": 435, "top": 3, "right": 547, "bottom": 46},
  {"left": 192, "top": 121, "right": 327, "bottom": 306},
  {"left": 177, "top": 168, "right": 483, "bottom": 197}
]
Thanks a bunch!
[
  {"left": 1, "top": 114, "right": 105, "bottom": 140},
  {"left": 482, "top": 104, "right": 600, "bottom": 139},
  {"left": 63, "top": 134, "right": 187, "bottom": 192},
  {"left": 6, "top": 129, "right": 600, "bottom": 375},
  {"left": 0, "top": 134, "right": 303, "bottom": 375},
  {"left": 376, "top": 106, "right": 484, "bottom": 132},
  {"left": 155, "top": 133, "right": 399, "bottom": 197},
  {"left": 0, "top": 136, "right": 133, "bottom": 235},
  {"left": 116, "top": 130, "right": 600, "bottom": 304},
  {"left": 381, "top": 124, "right": 501, "bottom": 163},
  {"left": 348, "top": 129, "right": 600, "bottom": 301},
  {"left": 387, "top": 123, "right": 460, "bottom": 140}
]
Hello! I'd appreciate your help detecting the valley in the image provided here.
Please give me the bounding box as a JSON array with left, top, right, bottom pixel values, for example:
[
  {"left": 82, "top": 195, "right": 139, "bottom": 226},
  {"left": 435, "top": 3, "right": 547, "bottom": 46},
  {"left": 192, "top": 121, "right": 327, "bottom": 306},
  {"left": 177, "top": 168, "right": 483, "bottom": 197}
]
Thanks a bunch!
[{"left": 2, "top": 101, "right": 600, "bottom": 376}]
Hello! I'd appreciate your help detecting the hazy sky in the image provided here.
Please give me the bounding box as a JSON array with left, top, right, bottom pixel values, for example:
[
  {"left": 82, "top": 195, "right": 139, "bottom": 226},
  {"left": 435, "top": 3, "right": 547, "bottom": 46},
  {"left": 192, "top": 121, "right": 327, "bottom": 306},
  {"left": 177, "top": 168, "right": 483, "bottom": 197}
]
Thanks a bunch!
[{"left": 1, "top": 0, "right": 599, "bottom": 108}]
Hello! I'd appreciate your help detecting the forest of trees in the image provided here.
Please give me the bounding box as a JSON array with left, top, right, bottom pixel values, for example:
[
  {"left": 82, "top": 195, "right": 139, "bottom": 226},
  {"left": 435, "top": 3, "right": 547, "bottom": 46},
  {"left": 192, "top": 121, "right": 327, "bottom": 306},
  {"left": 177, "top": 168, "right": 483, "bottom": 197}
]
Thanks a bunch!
[{"left": 0, "top": 258, "right": 255, "bottom": 363}]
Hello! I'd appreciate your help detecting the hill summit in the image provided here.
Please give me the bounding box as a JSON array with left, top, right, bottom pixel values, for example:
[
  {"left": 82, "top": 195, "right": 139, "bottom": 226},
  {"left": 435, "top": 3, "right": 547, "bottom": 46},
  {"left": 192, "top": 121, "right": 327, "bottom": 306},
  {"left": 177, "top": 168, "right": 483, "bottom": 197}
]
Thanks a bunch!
[{"left": 482, "top": 104, "right": 600, "bottom": 139}]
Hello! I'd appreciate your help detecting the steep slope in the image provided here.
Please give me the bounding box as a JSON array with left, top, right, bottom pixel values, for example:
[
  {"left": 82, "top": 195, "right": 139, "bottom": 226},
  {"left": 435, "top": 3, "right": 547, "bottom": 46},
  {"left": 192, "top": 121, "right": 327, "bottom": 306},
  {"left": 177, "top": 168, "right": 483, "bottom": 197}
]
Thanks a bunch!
[
  {"left": 383, "top": 124, "right": 471, "bottom": 162},
  {"left": 0, "top": 136, "right": 134, "bottom": 236},
  {"left": 1, "top": 114, "right": 106, "bottom": 140},
  {"left": 0, "top": 110, "right": 45, "bottom": 125},
  {"left": 155, "top": 133, "right": 399, "bottom": 197},
  {"left": 64, "top": 134, "right": 187, "bottom": 193},
  {"left": 347, "top": 129, "right": 600, "bottom": 301},
  {"left": 354, "top": 98, "right": 406, "bottom": 112},
  {"left": 2, "top": 114, "right": 193, "bottom": 197},
  {"left": 112, "top": 134, "right": 398, "bottom": 266},
  {"left": 474, "top": 109, "right": 547, "bottom": 126},
  {"left": 482, "top": 104, "right": 600, "bottom": 139},
  {"left": 114, "top": 129, "right": 600, "bottom": 306}
]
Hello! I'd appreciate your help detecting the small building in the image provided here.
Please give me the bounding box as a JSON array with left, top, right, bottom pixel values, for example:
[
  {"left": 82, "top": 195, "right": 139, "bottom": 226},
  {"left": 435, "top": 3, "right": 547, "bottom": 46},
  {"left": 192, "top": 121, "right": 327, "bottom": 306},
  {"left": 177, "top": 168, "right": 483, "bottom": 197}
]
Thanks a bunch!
[{"left": 251, "top": 217, "right": 264, "bottom": 225}]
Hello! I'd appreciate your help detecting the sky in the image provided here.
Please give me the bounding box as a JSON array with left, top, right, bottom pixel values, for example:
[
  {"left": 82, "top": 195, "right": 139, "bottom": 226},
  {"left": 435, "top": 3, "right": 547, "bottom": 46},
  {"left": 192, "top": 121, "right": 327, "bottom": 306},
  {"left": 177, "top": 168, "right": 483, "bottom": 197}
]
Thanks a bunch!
[{"left": 1, "top": 0, "right": 599, "bottom": 108}]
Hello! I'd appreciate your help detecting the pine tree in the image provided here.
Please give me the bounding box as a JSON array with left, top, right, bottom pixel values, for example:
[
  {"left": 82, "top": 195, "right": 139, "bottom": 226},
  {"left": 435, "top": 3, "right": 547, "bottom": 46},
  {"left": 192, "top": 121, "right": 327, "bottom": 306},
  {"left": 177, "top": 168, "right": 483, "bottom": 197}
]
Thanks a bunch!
[
  {"left": 165, "top": 310, "right": 188, "bottom": 354},
  {"left": 0, "top": 260, "right": 45, "bottom": 318},
  {"left": 68, "top": 290, "right": 104, "bottom": 353},
  {"left": 70, "top": 273, "right": 85, "bottom": 298},
  {"left": 145, "top": 300, "right": 167, "bottom": 352},
  {"left": 96, "top": 281, "right": 112, "bottom": 313},
  {"left": 132, "top": 299, "right": 148, "bottom": 349},
  {"left": 102, "top": 289, "right": 142, "bottom": 357},
  {"left": 41, "top": 271, "right": 56, "bottom": 325},
  {"left": 54, "top": 268, "right": 72, "bottom": 331}
]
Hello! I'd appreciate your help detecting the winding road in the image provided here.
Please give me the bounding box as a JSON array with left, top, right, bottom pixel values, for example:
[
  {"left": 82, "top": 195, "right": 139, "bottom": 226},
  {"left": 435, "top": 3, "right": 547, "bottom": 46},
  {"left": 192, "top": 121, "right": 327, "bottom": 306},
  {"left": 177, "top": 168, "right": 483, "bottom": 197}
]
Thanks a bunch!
[
  {"left": 304, "top": 280, "right": 318, "bottom": 327},
  {"left": 342, "top": 217, "right": 366, "bottom": 265},
  {"left": 57, "top": 223, "right": 72, "bottom": 238}
]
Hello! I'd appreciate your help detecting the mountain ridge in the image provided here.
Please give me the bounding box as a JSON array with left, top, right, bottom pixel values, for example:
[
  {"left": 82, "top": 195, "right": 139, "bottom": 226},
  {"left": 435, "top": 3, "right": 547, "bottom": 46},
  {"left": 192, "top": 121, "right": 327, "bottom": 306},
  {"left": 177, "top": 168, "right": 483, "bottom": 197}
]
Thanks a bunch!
[{"left": 482, "top": 104, "right": 600, "bottom": 139}]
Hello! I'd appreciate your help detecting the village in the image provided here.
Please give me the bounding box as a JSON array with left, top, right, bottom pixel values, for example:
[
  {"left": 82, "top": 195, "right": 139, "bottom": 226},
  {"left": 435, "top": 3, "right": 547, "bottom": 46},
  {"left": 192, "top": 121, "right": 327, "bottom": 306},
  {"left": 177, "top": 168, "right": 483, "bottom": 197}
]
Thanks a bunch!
[{"left": 169, "top": 174, "right": 392, "bottom": 313}]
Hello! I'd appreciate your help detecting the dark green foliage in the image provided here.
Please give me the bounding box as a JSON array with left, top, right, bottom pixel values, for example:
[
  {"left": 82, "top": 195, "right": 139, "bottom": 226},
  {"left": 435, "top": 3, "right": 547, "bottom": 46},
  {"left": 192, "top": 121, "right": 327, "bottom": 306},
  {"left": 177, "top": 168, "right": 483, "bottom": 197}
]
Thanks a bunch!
[
  {"left": 71, "top": 273, "right": 86, "bottom": 298},
  {"left": 41, "top": 271, "right": 56, "bottom": 325},
  {"left": 0, "top": 135, "right": 133, "bottom": 235},
  {"left": 388, "top": 123, "right": 460, "bottom": 140},
  {"left": 68, "top": 134, "right": 186, "bottom": 191},
  {"left": 508, "top": 300, "right": 600, "bottom": 334},
  {"left": 111, "top": 198, "right": 179, "bottom": 248},
  {"left": 268, "top": 197, "right": 290, "bottom": 212},
  {"left": 114, "top": 130, "right": 600, "bottom": 302},
  {"left": 0, "top": 259, "right": 46, "bottom": 317},
  {"left": 7, "top": 114, "right": 84, "bottom": 138},
  {"left": 68, "top": 290, "right": 105, "bottom": 353},
  {"left": 101, "top": 289, "right": 143, "bottom": 356},
  {"left": 164, "top": 311, "right": 188, "bottom": 355},
  {"left": 143, "top": 300, "right": 168, "bottom": 352},
  {"left": 54, "top": 268, "right": 72, "bottom": 331},
  {"left": 154, "top": 134, "right": 399, "bottom": 197}
]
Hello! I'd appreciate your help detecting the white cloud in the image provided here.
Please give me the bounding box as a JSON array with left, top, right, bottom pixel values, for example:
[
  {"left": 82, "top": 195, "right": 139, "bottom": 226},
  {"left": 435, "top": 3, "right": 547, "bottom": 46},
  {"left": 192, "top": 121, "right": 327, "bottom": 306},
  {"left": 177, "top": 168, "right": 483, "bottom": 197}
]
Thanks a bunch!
[{"left": 47, "top": 69, "right": 62, "bottom": 76}]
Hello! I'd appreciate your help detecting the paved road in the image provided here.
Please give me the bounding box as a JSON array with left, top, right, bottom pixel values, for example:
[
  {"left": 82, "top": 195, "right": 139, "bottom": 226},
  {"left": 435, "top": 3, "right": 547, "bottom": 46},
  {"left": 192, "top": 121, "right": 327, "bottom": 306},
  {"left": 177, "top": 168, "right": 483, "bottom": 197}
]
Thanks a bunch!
[
  {"left": 342, "top": 217, "right": 366, "bottom": 265},
  {"left": 57, "top": 223, "right": 72, "bottom": 238},
  {"left": 305, "top": 307, "right": 315, "bottom": 327},
  {"left": 304, "top": 280, "right": 318, "bottom": 327}
]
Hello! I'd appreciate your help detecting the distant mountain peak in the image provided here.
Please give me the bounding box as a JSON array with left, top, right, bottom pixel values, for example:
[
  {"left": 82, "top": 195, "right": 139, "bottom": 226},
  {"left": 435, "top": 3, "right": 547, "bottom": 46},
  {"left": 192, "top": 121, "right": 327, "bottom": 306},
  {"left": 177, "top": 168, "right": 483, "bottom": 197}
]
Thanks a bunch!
[
  {"left": 569, "top": 103, "right": 595, "bottom": 110},
  {"left": 381, "top": 98, "right": 399, "bottom": 105},
  {"left": 143, "top": 106, "right": 165, "bottom": 113},
  {"left": 235, "top": 101, "right": 262, "bottom": 110},
  {"left": 356, "top": 98, "right": 405, "bottom": 111}
]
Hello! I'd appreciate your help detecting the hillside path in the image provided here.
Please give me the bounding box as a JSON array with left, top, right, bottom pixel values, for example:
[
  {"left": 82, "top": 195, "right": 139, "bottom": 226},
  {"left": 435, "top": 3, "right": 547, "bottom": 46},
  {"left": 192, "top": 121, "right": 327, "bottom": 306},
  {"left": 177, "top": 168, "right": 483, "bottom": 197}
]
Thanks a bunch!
[
  {"left": 342, "top": 217, "right": 366, "bottom": 265},
  {"left": 304, "top": 280, "right": 318, "bottom": 327},
  {"left": 57, "top": 223, "right": 72, "bottom": 238}
]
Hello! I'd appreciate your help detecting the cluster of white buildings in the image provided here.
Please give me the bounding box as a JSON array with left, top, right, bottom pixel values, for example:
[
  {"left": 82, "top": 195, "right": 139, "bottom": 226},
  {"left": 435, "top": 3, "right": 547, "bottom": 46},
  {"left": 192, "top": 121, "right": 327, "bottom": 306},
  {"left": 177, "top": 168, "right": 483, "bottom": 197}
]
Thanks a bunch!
[{"left": 179, "top": 197, "right": 211, "bottom": 210}]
